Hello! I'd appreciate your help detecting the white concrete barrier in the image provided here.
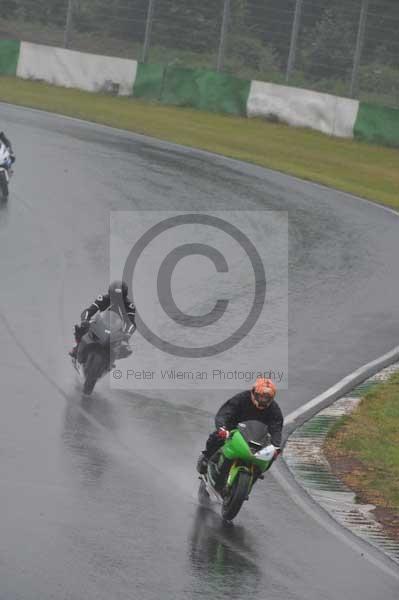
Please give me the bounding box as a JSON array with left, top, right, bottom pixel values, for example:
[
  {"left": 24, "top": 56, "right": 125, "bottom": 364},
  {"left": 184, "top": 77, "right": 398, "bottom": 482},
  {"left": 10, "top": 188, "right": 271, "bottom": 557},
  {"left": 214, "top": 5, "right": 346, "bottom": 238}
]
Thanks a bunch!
[
  {"left": 332, "top": 96, "right": 359, "bottom": 138},
  {"left": 13, "top": 41, "right": 361, "bottom": 139},
  {"left": 247, "top": 80, "right": 359, "bottom": 138},
  {"left": 17, "top": 42, "right": 137, "bottom": 96}
]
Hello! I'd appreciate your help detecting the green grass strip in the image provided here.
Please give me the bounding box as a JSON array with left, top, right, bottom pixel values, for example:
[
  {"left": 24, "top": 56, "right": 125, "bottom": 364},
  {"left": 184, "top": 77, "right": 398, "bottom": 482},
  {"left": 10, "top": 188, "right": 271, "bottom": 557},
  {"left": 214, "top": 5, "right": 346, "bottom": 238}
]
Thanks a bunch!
[
  {"left": 328, "top": 373, "right": 399, "bottom": 509},
  {"left": 1, "top": 76, "right": 399, "bottom": 209}
]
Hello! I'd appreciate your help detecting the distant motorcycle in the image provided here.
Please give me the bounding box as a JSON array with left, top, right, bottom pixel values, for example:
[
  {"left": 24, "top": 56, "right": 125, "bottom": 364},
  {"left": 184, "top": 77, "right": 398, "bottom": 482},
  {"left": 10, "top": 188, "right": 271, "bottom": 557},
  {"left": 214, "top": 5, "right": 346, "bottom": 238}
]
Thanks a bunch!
[
  {"left": 72, "top": 311, "right": 128, "bottom": 395},
  {"left": 198, "top": 420, "right": 277, "bottom": 521},
  {"left": 0, "top": 142, "right": 13, "bottom": 200}
]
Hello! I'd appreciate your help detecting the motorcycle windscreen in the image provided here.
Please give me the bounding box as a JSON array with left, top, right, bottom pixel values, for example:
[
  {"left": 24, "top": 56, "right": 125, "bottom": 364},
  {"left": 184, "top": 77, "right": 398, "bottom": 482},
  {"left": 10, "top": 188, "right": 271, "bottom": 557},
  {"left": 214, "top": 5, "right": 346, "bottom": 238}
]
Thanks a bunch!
[
  {"left": 90, "top": 311, "right": 125, "bottom": 344},
  {"left": 237, "top": 421, "right": 271, "bottom": 451}
]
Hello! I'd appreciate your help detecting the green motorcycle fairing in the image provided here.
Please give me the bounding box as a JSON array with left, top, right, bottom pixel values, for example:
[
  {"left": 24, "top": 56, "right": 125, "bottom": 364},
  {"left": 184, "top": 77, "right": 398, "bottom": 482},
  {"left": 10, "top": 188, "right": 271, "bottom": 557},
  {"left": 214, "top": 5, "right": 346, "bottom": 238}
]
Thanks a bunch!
[
  {"left": 221, "top": 429, "right": 274, "bottom": 488},
  {"left": 222, "top": 430, "right": 252, "bottom": 461}
]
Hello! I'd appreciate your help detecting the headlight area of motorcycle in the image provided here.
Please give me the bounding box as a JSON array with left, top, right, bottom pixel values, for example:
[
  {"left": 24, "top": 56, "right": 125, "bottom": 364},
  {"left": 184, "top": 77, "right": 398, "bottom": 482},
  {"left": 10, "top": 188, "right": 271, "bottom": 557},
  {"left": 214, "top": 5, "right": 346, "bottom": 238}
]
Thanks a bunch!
[{"left": 254, "top": 445, "right": 276, "bottom": 462}]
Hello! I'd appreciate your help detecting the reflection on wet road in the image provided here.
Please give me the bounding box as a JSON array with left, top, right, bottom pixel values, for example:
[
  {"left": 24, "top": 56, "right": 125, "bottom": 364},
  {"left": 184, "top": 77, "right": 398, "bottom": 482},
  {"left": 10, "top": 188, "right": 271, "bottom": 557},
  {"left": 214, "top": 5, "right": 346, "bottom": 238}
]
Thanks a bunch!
[
  {"left": 189, "top": 507, "right": 261, "bottom": 599},
  {"left": 62, "top": 393, "right": 117, "bottom": 489}
]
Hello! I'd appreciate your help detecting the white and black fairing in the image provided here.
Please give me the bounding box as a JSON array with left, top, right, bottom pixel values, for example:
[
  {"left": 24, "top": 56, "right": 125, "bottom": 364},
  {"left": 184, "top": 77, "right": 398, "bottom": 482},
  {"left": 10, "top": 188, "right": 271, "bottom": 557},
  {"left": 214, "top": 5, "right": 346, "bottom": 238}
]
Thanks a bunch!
[
  {"left": 77, "top": 311, "right": 125, "bottom": 366},
  {"left": 0, "top": 142, "right": 12, "bottom": 199}
]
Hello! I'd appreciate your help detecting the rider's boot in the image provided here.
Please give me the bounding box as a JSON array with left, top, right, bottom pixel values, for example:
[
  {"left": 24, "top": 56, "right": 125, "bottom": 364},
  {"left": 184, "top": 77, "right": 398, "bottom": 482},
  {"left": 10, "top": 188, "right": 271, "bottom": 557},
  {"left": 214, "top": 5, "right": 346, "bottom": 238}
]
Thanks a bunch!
[
  {"left": 213, "top": 458, "right": 232, "bottom": 493},
  {"left": 196, "top": 452, "right": 209, "bottom": 475}
]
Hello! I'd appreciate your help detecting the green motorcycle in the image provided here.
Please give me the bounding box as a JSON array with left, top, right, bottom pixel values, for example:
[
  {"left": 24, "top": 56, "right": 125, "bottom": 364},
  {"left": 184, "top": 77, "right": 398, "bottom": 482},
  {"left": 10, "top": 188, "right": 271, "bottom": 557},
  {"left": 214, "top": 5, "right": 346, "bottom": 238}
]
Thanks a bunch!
[{"left": 198, "top": 420, "right": 277, "bottom": 521}]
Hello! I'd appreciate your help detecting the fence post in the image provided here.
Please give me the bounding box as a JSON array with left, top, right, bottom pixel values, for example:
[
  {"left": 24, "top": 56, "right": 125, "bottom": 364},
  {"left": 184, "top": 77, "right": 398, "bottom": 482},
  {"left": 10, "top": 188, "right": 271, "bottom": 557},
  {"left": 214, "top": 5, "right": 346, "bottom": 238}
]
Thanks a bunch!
[
  {"left": 64, "top": 0, "right": 74, "bottom": 49},
  {"left": 217, "top": 0, "right": 231, "bottom": 72},
  {"left": 142, "top": 0, "right": 156, "bottom": 63},
  {"left": 350, "top": 0, "right": 369, "bottom": 97},
  {"left": 286, "top": 0, "right": 303, "bottom": 82}
]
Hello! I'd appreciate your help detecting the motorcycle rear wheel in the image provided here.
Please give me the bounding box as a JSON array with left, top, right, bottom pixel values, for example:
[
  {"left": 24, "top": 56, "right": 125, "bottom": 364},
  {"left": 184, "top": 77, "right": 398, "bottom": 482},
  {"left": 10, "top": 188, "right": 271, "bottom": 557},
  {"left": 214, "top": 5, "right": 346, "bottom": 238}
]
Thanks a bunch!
[
  {"left": 222, "top": 470, "right": 251, "bottom": 521},
  {"left": 83, "top": 349, "right": 105, "bottom": 395}
]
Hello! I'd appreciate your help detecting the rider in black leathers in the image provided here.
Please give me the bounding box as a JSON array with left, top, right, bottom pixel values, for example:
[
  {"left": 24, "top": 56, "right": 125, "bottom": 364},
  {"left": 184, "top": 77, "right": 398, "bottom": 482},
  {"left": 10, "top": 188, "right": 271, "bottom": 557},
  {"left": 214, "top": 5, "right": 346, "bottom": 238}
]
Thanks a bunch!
[
  {"left": 197, "top": 378, "right": 283, "bottom": 489},
  {"left": 69, "top": 280, "right": 136, "bottom": 360}
]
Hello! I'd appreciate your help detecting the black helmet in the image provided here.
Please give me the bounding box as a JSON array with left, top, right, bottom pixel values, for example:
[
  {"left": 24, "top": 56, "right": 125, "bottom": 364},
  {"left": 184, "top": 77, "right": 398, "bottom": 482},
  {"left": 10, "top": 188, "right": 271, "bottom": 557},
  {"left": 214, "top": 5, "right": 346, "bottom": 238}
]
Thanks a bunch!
[{"left": 109, "top": 280, "right": 128, "bottom": 298}]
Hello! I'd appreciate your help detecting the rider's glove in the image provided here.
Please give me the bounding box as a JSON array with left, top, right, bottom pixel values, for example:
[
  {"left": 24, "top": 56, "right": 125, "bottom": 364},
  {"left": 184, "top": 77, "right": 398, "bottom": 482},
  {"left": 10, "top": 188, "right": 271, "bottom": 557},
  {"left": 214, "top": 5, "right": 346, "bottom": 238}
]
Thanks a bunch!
[
  {"left": 79, "top": 320, "right": 89, "bottom": 332},
  {"left": 216, "top": 427, "right": 230, "bottom": 440}
]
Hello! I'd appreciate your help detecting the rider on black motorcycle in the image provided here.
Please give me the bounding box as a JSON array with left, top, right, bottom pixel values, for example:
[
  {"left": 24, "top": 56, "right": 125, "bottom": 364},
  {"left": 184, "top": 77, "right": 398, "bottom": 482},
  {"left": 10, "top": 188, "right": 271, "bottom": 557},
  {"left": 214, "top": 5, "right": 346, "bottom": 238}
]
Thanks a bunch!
[
  {"left": 69, "top": 280, "right": 136, "bottom": 360},
  {"left": 197, "top": 378, "right": 283, "bottom": 487},
  {"left": 0, "top": 131, "right": 16, "bottom": 164}
]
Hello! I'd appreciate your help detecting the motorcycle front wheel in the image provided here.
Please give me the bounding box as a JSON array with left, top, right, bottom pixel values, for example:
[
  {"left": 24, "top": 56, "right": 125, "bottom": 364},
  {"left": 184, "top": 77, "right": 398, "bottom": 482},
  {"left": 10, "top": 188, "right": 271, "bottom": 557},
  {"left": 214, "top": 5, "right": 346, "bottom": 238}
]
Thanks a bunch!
[
  {"left": 83, "top": 349, "right": 105, "bottom": 395},
  {"left": 0, "top": 172, "right": 8, "bottom": 200},
  {"left": 221, "top": 470, "right": 251, "bottom": 521}
]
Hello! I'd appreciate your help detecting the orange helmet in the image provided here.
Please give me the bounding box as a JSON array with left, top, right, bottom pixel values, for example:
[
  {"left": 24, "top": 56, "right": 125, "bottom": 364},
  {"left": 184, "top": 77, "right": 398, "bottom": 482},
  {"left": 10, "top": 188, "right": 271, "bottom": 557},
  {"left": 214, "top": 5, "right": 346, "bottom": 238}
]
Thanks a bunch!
[
  {"left": 254, "top": 377, "right": 276, "bottom": 397},
  {"left": 252, "top": 378, "right": 276, "bottom": 409}
]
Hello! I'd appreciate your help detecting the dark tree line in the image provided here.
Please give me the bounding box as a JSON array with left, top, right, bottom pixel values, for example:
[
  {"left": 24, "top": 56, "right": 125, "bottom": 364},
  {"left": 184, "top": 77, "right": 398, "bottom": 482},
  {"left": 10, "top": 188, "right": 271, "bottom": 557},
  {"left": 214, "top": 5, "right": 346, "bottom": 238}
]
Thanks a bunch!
[{"left": 1, "top": 0, "right": 398, "bottom": 85}]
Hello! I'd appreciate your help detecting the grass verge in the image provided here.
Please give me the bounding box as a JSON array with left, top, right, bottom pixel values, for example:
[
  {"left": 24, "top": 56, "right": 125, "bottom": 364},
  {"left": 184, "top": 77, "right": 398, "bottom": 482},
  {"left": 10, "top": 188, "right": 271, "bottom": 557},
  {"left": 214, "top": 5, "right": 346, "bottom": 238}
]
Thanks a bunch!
[
  {"left": 325, "top": 373, "right": 399, "bottom": 513},
  {"left": 1, "top": 76, "right": 399, "bottom": 209}
]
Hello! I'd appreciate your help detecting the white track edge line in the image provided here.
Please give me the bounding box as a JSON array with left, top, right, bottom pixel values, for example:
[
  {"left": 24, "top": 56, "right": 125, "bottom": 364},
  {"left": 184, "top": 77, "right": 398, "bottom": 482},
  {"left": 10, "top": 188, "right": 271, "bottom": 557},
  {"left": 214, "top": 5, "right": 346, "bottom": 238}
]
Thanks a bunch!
[{"left": 285, "top": 345, "right": 399, "bottom": 425}]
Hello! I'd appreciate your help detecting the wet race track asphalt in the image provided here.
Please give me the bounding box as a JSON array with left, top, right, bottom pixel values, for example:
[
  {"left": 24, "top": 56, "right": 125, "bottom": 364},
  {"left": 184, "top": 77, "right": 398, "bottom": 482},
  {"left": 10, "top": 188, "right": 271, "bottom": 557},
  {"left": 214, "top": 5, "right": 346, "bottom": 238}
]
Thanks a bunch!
[{"left": 0, "top": 103, "right": 398, "bottom": 599}]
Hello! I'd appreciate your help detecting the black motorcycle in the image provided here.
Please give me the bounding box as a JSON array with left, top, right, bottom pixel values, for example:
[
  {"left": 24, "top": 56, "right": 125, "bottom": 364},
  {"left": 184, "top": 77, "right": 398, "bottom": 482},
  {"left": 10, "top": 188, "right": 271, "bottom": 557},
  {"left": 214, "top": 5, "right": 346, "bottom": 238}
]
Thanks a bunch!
[{"left": 73, "top": 311, "right": 128, "bottom": 395}]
